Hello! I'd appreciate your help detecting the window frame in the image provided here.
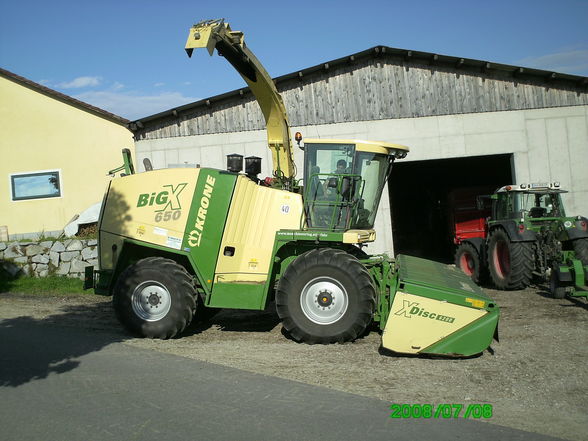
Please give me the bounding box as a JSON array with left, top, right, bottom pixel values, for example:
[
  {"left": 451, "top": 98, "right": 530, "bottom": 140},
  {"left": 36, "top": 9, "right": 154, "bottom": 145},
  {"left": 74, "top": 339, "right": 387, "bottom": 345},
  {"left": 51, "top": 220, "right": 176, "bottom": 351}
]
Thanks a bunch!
[{"left": 10, "top": 169, "right": 63, "bottom": 202}]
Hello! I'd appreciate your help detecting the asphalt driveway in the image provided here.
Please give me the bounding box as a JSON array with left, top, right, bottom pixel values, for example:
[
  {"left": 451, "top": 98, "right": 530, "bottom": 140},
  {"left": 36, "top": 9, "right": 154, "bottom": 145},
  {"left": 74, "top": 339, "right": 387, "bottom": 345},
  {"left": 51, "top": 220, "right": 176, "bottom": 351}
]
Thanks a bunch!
[{"left": 0, "top": 318, "right": 563, "bottom": 441}]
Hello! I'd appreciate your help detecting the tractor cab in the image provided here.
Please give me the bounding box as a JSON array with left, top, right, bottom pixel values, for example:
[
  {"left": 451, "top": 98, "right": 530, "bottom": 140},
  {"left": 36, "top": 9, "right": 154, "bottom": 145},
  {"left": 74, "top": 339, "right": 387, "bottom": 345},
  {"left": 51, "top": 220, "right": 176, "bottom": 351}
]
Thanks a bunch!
[
  {"left": 300, "top": 139, "right": 408, "bottom": 231},
  {"left": 493, "top": 183, "right": 568, "bottom": 221}
]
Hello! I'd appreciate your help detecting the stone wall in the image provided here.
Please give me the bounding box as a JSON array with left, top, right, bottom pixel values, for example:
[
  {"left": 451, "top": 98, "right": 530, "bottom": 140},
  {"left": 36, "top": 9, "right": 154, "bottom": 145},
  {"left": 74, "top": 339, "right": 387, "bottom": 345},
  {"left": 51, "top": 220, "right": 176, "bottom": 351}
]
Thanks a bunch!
[{"left": 0, "top": 239, "right": 98, "bottom": 279}]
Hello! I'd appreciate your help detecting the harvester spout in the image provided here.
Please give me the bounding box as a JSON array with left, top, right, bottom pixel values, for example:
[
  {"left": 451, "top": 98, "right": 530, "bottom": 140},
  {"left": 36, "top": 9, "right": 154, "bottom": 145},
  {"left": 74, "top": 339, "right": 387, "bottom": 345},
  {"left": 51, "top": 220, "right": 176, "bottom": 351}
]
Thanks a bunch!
[{"left": 185, "top": 19, "right": 296, "bottom": 189}]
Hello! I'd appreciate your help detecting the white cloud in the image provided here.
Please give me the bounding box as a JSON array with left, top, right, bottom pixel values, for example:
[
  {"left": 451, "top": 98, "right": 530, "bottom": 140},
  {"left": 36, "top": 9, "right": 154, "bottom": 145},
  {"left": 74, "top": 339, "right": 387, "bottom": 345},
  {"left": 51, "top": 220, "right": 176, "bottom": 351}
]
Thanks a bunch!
[
  {"left": 73, "top": 90, "right": 198, "bottom": 120},
  {"left": 111, "top": 82, "right": 125, "bottom": 91},
  {"left": 517, "top": 49, "right": 588, "bottom": 75},
  {"left": 57, "top": 76, "right": 102, "bottom": 89},
  {"left": 154, "top": 82, "right": 165, "bottom": 87}
]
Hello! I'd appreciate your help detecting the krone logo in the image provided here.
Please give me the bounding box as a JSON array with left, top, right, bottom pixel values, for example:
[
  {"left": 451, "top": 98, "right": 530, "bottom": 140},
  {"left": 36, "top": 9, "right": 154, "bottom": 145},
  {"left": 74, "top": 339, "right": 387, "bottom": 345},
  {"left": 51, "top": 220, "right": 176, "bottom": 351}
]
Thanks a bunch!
[{"left": 187, "top": 175, "right": 216, "bottom": 247}]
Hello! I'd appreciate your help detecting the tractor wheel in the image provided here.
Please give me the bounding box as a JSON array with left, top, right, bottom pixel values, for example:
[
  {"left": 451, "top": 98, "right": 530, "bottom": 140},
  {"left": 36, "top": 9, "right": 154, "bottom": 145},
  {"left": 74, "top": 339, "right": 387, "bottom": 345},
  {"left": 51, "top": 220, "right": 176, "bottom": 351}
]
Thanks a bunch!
[
  {"left": 572, "top": 238, "right": 588, "bottom": 266},
  {"left": 487, "top": 229, "right": 534, "bottom": 290},
  {"left": 113, "top": 257, "right": 196, "bottom": 339},
  {"left": 549, "top": 270, "right": 567, "bottom": 299},
  {"left": 455, "top": 242, "right": 483, "bottom": 284},
  {"left": 275, "top": 248, "right": 375, "bottom": 344}
]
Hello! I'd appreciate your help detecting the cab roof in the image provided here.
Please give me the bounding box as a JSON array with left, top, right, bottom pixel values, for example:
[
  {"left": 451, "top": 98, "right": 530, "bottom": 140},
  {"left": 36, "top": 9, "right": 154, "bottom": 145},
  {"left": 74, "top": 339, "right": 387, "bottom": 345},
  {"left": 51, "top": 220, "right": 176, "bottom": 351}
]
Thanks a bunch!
[
  {"left": 496, "top": 183, "right": 568, "bottom": 194},
  {"left": 302, "top": 138, "right": 410, "bottom": 155}
]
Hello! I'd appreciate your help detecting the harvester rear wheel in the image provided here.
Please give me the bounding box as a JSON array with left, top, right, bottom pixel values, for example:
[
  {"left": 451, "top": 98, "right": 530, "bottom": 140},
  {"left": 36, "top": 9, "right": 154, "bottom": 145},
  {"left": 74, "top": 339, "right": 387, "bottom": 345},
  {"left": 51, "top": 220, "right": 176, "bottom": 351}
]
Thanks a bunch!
[
  {"left": 276, "top": 248, "right": 375, "bottom": 344},
  {"left": 572, "top": 238, "right": 588, "bottom": 265},
  {"left": 113, "top": 257, "right": 196, "bottom": 339},
  {"left": 488, "top": 229, "right": 534, "bottom": 290},
  {"left": 455, "top": 242, "right": 483, "bottom": 284}
]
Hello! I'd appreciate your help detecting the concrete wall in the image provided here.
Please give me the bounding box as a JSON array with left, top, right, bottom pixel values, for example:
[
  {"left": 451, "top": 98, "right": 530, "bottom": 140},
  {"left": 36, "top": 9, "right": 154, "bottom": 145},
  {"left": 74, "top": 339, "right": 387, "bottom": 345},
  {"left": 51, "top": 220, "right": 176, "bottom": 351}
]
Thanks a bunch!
[
  {"left": 0, "top": 76, "right": 135, "bottom": 239},
  {"left": 135, "top": 105, "right": 588, "bottom": 256}
]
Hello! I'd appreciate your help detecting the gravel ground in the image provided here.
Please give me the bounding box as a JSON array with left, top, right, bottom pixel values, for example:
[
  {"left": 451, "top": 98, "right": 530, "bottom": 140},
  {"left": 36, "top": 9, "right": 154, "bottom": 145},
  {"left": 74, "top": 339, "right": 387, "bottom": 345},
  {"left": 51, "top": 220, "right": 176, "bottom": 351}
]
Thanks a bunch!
[{"left": 1, "top": 283, "right": 587, "bottom": 440}]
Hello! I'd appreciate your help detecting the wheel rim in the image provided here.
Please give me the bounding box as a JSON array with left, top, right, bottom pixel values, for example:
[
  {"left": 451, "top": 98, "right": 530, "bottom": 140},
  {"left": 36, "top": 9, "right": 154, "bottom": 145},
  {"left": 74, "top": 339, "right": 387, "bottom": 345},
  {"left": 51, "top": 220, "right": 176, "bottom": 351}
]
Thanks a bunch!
[
  {"left": 493, "top": 240, "right": 510, "bottom": 279},
  {"left": 459, "top": 252, "right": 475, "bottom": 276},
  {"left": 300, "top": 276, "right": 349, "bottom": 325},
  {"left": 131, "top": 281, "right": 172, "bottom": 321}
]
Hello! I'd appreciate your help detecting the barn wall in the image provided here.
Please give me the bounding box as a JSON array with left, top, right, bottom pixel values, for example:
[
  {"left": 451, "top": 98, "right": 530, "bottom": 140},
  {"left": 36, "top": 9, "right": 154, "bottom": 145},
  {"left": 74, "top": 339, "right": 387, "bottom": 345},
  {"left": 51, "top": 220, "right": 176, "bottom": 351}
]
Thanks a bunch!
[
  {"left": 135, "top": 57, "right": 588, "bottom": 141},
  {"left": 135, "top": 105, "right": 588, "bottom": 256}
]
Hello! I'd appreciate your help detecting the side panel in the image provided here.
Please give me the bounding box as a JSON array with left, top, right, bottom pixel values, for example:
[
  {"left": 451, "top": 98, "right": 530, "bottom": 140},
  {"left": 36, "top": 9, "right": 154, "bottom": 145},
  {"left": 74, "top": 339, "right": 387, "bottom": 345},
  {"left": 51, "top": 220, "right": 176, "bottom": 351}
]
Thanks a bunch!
[
  {"left": 98, "top": 231, "right": 126, "bottom": 272},
  {"left": 207, "top": 283, "right": 267, "bottom": 309},
  {"left": 423, "top": 311, "right": 499, "bottom": 355},
  {"left": 213, "top": 176, "right": 304, "bottom": 283},
  {"left": 382, "top": 291, "right": 487, "bottom": 354},
  {"left": 99, "top": 168, "right": 236, "bottom": 294},
  {"left": 182, "top": 170, "right": 237, "bottom": 291},
  {"left": 100, "top": 168, "right": 200, "bottom": 265}
]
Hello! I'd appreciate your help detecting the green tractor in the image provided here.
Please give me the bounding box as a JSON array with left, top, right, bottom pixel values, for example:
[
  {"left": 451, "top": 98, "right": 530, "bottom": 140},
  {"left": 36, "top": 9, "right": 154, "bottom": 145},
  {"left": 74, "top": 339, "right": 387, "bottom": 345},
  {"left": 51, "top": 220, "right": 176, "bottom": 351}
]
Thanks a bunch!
[
  {"left": 86, "top": 19, "right": 499, "bottom": 357},
  {"left": 453, "top": 183, "right": 588, "bottom": 297}
]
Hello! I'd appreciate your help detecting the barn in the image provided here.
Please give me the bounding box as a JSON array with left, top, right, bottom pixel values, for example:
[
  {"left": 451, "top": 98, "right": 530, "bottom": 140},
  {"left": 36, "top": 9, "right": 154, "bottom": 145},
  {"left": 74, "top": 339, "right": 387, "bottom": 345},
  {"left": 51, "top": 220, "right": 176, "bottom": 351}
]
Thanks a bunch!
[{"left": 128, "top": 46, "right": 588, "bottom": 261}]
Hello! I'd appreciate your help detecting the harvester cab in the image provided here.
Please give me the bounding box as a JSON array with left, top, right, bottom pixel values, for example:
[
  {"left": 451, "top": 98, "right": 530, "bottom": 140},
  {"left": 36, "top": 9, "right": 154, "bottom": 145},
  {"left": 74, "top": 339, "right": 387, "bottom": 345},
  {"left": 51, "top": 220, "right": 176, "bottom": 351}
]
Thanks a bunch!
[
  {"left": 300, "top": 138, "right": 407, "bottom": 231},
  {"left": 88, "top": 19, "right": 500, "bottom": 358}
]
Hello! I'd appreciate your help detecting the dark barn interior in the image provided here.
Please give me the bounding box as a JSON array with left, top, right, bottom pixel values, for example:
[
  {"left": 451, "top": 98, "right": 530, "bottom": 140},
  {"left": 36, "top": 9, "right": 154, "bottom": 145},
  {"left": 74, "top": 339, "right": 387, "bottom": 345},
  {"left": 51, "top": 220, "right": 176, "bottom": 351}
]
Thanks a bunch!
[{"left": 388, "top": 154, "right": 514, "bottom": 262}]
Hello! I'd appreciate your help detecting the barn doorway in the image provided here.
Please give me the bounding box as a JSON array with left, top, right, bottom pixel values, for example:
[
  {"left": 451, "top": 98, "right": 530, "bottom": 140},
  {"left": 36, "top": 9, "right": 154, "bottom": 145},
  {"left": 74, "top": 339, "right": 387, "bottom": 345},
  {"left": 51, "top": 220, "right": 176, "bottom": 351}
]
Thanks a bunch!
[{"left": 388, "top": 154, "right": 514, "bottom": 262}]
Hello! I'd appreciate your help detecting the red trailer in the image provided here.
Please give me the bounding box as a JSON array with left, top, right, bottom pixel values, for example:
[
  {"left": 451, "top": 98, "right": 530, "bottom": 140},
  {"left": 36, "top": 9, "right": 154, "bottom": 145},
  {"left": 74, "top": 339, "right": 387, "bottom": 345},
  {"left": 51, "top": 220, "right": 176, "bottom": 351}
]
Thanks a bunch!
[{"left": 448, "top": 186, "right": 494, "bottom": 283}]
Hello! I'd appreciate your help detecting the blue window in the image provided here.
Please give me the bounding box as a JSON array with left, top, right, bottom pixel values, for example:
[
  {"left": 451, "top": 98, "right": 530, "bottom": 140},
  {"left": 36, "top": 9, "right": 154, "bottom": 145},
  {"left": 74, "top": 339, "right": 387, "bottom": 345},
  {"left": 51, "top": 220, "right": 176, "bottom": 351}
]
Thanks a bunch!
[{"left": 11, "top": 171, "right": 61, "bottom": 201}]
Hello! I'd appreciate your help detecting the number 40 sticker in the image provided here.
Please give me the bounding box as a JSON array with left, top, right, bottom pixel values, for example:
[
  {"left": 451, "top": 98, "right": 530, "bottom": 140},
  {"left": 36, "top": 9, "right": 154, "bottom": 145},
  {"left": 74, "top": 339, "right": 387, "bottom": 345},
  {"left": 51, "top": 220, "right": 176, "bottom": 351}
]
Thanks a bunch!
[{"left": 280, "top": 205, "right": 290, "bottom": 214}]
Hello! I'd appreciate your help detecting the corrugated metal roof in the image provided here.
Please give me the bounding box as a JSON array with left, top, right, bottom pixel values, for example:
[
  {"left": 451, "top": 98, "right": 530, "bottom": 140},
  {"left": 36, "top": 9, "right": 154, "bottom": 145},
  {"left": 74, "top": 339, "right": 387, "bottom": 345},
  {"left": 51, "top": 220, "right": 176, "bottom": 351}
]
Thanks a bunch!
[
  {"left": 129, "top": 44, "right": 588, "bottom": 129},
  {"left": 0, "top": 67, "right": 129, "bottom": 126}
]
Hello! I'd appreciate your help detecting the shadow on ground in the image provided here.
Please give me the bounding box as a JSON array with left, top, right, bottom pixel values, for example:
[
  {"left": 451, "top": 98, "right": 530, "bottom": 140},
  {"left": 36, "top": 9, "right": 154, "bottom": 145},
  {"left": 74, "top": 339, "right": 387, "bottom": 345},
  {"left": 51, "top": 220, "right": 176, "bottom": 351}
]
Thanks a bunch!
[
  {"left": 0, "top": 296, "right": 287, "bottom": 388},
  {"left": 0, "top": 301, "right": 127, "bottom": 388},
  {"left": 186, "top": 307, "right": 281, "bottom": 335},
  {"left": 534, "top": 283, "right": 588, "bottom": 310}
]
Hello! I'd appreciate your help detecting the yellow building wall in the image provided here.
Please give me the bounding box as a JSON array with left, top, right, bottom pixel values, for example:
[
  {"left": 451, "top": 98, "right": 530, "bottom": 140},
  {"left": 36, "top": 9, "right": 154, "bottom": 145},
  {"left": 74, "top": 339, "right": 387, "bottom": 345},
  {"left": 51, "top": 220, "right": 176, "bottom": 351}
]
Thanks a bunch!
[{"left": 0, "top": 75, "right": 135, "bottom": 238}]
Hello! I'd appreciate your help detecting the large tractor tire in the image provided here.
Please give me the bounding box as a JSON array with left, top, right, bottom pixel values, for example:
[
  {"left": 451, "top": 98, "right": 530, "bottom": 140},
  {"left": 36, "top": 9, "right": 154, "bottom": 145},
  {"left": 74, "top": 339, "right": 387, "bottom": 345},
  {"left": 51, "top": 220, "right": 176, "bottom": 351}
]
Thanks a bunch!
[
  {"left": 455, "top": 242, "right": 484, "bottom": 285},
  {"left": 487, "top": 229, "right": 534, "bottom": 290},
  {"left": 113, "top": 257, "right": 196, "bottom": 339},
  {"left": 572, "top": 238, "right": 588, "bottom": 265},
  {"left": 275, "top": 248, "right": 375, "bottom": 344}
]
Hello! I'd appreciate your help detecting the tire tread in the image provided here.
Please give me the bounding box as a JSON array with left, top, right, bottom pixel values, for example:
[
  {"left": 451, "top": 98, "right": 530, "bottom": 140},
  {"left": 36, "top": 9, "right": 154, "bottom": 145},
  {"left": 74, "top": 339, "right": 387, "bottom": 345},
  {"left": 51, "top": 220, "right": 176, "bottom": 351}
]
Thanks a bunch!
[
  {"left": 275, "top": 248, "right": 375, "bottom": 344},
  {"left": 488, "top": 229, "right": 534, "bottom": 290},
  {"left": 113, "top": 257, "right": 196, "bottom": 339},
  {"left": 572, "top": 238, "right": 588, "bottom": 266}
]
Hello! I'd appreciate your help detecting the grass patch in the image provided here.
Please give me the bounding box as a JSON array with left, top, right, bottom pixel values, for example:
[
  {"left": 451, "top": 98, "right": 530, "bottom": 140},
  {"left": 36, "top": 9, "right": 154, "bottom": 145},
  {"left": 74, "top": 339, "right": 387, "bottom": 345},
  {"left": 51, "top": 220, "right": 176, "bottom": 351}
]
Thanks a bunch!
[{"left": 0, "top": 275, "right": 87, "bottom": 295}]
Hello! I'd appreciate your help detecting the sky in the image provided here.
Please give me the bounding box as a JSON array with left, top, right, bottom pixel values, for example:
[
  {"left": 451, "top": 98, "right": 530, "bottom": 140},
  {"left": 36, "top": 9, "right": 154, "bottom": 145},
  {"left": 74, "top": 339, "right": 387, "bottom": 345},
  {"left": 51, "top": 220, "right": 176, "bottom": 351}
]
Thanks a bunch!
[{"left": 1, "top": 0, "right": 587, "bottom": 121}]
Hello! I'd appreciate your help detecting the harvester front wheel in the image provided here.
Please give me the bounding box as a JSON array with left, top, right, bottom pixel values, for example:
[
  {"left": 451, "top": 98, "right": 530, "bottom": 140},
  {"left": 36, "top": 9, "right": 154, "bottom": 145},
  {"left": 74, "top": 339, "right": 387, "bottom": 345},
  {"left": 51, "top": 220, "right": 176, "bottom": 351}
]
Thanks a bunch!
[
  {"left": 276, "top": 248, "right": 375, "bottom": 344},
  {"left": 113, "top": 257, "right": 196, "bottom": 339},
  {"left": 572, "top": 238, "right": 588, "bottom": 265},
  {"left": 455, "top": 242, "right": 483, "bottom": 284},
  {"left": 487, "top": 229, "right": 534, "bottom": 290}
]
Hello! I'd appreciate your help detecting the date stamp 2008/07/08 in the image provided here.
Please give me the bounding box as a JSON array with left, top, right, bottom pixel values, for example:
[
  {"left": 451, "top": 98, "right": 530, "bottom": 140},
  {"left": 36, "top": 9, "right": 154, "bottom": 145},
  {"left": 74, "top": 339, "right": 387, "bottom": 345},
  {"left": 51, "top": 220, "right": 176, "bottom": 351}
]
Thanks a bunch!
[{"left": 389, "top": 403, "right": 493, "bottom": 419}]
